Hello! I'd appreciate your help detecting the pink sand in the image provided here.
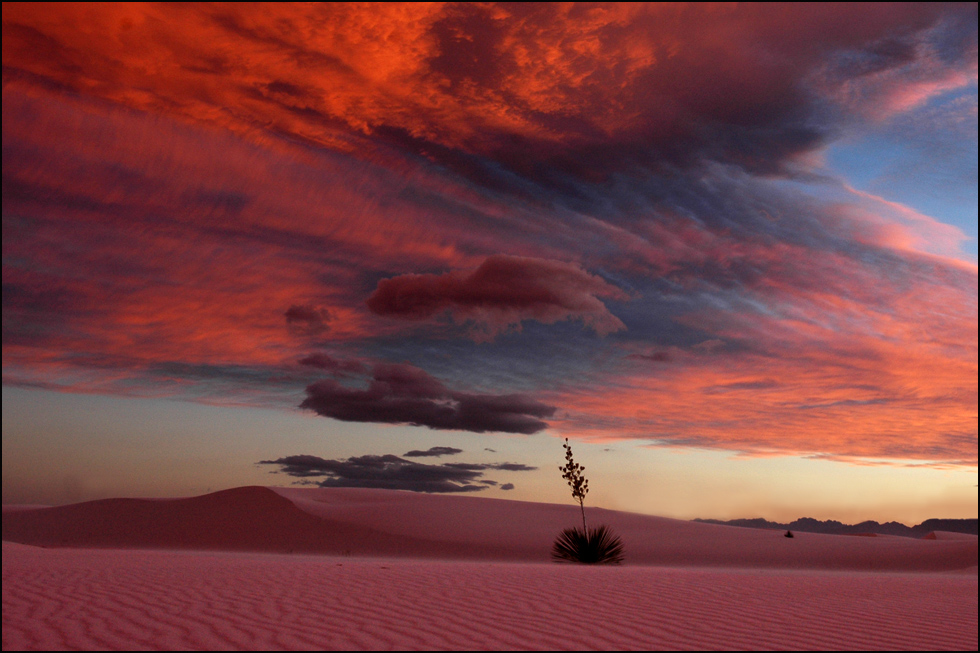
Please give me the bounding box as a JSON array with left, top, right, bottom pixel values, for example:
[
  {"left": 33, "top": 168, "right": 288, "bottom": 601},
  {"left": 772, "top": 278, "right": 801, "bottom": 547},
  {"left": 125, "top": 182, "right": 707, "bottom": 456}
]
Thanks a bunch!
[{"left": 3, "top": 486, "right": 977, "bottom": 650}]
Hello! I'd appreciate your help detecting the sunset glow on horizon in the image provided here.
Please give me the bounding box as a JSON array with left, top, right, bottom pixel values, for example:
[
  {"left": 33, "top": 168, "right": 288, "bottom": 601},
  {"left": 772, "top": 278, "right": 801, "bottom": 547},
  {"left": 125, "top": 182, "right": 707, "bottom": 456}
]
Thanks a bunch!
[{"left": 3, "top": 3, "right": 977, "bottom": 523}]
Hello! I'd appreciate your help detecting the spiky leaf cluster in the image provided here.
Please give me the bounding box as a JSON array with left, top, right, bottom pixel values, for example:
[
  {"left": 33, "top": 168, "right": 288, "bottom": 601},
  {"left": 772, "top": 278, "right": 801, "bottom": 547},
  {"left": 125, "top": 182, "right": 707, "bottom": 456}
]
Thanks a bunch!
[
  {"left": 551, "top": 525, "right": 625, "bottom": 564},
  {"left": 559, "top": 438, "right": 588, "bottom": 505}
]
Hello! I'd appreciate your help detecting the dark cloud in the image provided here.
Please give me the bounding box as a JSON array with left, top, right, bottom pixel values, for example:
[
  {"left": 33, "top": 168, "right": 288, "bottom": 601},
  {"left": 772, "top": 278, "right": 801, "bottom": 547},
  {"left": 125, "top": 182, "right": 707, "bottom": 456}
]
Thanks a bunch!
[
  {"left": 300, "top": 361, "right": 555, "bottom": 434},
  {"left": 367, "top": 254, "right": 628, "bottom": 340},
  {"left": 259, "top": 454, "right": 484, "bottom": 492},
  {"left": 487, "top": 462, "right": 537, "bottom": 472},
  {"left": 403, "top": 446, "right": 463, "bottom": 458},
  {"left": 443, "top": 462, "right": 487, "bottom": 471},
  {"left": 285, "top": 304, "right": 330, "bottom": 334},
  {"left": 298, "top": 353, "right": 369, "bottom": 375},
  {"left": 444, "top": 461, "right": 537, "bottom": 472},
  {"left": 500, "top": 483, "right": 515, "bottom": 491},
  {"left": 258, "top": 451, "right": 536, "bottom": 493},
  {"left": 629, "top": 351, "right": 672, "bottom": 364}
]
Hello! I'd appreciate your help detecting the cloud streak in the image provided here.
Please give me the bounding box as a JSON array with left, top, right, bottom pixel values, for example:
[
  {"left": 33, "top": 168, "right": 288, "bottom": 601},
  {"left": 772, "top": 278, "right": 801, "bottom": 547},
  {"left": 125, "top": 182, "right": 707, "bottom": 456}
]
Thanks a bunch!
[{"left": 404, "top": 447, "right": 463, "bottom": 458}]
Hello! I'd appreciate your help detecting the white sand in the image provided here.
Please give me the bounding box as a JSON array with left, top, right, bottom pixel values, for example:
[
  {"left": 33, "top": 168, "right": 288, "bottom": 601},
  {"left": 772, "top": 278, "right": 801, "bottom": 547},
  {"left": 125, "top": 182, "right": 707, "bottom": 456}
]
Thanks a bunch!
[{"left": 3, "top": 487, "right": 977, "bottom": 650}]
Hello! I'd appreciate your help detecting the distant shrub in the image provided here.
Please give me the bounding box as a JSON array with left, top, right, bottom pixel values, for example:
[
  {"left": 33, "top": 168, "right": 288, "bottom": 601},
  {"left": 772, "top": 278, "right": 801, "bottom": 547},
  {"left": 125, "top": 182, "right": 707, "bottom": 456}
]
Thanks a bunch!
[{"left": 553, "top": 438, "right": 624, "bottom": 565}]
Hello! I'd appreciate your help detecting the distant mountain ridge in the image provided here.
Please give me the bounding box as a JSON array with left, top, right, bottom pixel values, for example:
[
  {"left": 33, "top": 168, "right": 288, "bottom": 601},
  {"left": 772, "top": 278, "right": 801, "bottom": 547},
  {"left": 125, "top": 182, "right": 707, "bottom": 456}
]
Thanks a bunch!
[{"left": 693, "top": 517, "right": 978, "bottom": 538}]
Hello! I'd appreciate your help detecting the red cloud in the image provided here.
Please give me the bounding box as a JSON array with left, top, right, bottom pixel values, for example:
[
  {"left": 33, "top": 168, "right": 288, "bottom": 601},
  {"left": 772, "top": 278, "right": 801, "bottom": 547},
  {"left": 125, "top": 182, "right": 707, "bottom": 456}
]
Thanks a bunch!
[
  {"left": 366, "top": 255, "right": 628, "bottom": 340},
  {"left": 3, "top": 3, "right": 973, "bottom": 179}
]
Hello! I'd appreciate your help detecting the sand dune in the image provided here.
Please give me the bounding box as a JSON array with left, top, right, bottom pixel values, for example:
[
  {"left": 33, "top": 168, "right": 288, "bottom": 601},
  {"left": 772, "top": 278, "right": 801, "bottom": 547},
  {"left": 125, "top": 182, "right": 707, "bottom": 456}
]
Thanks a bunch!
[
  {"left": 922, "top": 530, "right": 979, "bottom": 541},
  {"left": 3, "top": 487, "right": 977, "bottom": 650},
  {"left": 3, "top": 486, "right": 976, "bottom": 571}
]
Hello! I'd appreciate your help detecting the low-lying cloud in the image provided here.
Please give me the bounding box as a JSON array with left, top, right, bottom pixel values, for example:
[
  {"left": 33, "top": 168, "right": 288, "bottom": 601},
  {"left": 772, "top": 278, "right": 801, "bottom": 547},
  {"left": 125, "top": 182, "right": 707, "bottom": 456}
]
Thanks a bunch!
[
  {"left": 259, "top": 451, "right": 537, "bottom": 493},
  {"left": 404, "top": 446, "right": 463, "bottom": 458}
]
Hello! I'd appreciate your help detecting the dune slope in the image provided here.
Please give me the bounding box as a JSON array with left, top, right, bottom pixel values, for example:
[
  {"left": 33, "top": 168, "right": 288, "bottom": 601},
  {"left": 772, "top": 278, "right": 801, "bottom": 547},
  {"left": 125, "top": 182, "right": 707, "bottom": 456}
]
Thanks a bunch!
[
  {"left": 1, "top": 486, "right": 445, "bottom": 557},
  {"left": 3, "top": 486, "right": 977, "bottom": 571}
]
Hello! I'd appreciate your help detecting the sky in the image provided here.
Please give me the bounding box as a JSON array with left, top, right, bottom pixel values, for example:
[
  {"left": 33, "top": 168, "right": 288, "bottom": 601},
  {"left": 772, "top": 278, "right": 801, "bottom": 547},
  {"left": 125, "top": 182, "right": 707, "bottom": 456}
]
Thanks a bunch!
[{"left": 2, "top": 2, "right": 977, "bottom": 524}]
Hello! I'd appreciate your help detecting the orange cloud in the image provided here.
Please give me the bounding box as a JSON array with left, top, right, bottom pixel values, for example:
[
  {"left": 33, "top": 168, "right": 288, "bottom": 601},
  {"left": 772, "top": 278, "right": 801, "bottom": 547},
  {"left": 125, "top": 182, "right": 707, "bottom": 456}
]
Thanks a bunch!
[
  {"left": 5, "top": 3, "right": 973, "bottom": 178},
  {"left": 549, "top": 252, "right": 978, "bottom": 465}
]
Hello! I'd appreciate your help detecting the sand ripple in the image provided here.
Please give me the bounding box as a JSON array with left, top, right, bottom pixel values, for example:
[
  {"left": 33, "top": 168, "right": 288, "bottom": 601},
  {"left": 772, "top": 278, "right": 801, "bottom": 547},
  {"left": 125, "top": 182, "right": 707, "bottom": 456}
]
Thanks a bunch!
[{"left": 4, "top": 542, "right": 976, "bottom": 651}]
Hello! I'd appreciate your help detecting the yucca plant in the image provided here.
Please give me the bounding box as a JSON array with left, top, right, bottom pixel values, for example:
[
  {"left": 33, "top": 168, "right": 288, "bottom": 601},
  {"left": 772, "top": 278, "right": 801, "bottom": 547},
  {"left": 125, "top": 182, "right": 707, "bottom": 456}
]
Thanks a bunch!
[
  {"left": 552, "top": 524, "right": 625, "bottom": 564},
  {"left": 552, "top": 438, "right": 624, "bottom": 564}
]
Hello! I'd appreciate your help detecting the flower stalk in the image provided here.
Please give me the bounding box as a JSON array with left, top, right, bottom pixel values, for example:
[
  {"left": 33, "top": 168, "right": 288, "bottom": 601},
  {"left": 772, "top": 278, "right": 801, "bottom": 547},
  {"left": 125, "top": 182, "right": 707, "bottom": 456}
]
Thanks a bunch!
[{"left": 559, "top": 438, "right": 589, "bottom": 532}]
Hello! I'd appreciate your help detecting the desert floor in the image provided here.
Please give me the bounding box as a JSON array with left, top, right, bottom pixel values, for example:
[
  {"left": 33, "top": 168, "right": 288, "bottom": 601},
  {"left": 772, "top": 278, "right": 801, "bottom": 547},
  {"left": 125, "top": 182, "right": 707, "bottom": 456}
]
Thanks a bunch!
[{"left": 3, "top": 487, "right": 976, "bottom": 650}]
